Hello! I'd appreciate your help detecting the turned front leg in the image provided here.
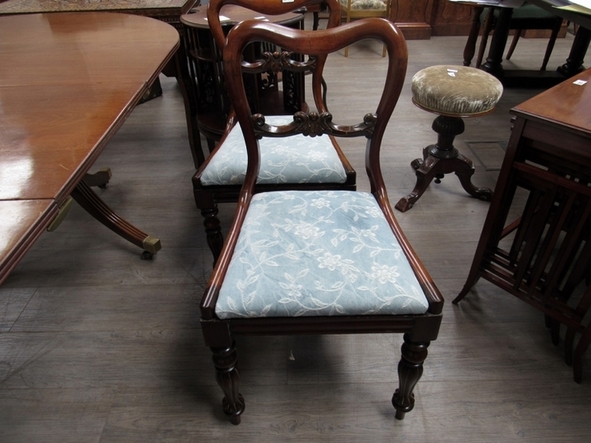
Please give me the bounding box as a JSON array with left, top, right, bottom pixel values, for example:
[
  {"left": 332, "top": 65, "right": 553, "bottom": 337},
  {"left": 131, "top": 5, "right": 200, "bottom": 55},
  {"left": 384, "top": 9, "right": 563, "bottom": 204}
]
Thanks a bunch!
[
  {"left": 392, "top": 334, "right": 430, "bottom": 420},
  {"left": 211, "top": 342, "right": 245, "bottom": 425}
]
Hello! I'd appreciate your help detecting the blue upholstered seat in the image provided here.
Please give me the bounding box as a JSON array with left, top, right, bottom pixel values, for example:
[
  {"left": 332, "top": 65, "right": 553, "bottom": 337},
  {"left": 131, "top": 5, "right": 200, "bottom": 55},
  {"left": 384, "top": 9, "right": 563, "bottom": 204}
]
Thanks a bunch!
[
  {"left": 216, "top": 190, "right": 430, "bottom": 319},
  {"left": 200, "top": 116, "right": 348, "bottom": 186}
]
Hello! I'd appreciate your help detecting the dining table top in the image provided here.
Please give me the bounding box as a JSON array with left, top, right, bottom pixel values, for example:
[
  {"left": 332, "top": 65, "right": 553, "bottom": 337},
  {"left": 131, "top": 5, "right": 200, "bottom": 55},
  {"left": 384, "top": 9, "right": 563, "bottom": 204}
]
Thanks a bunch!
[
  {"left": 0, "top": 11, "right": 179, "bottom": 285},
  {"left": 0, "top": 12, "right": 179, "bottom": 203}
]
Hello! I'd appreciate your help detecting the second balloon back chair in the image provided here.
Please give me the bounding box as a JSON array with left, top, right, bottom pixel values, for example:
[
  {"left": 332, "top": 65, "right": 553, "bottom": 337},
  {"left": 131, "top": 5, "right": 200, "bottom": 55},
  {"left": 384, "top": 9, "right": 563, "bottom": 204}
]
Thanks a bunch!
[{"left": 192, "top": 0, "right": 356, "bottom": 264}]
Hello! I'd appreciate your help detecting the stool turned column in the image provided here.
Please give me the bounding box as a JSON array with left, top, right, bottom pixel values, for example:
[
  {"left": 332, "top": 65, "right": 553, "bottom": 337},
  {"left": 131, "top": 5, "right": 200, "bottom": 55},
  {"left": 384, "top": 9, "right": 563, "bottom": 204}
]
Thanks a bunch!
[{"left": 395, "top": 65, "right": 503, "bottom": 212}]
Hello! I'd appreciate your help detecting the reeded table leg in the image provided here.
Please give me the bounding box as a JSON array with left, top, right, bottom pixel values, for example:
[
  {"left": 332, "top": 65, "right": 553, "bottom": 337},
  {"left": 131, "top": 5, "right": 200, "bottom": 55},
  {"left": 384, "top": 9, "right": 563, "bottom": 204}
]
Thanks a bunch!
[{"left": 70, "top": 180, "right": 161, "bottom": 259}]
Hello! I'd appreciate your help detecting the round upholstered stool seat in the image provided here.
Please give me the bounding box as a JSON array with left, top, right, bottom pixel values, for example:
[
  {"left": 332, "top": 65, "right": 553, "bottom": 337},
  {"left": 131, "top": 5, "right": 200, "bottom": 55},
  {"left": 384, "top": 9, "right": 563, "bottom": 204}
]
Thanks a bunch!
[
  {"left": 411, "top": 65, "right": 503, "bottom": 117},
  {"left": 396, "top": 65, "right": 503, "bottom": 212}
]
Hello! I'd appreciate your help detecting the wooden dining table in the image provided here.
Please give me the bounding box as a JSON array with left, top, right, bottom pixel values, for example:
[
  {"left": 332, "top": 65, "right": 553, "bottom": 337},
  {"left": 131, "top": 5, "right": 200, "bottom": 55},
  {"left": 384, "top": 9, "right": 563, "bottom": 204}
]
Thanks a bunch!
[{"left": 0, "top": 12, "right": 180, "bottom": 285}]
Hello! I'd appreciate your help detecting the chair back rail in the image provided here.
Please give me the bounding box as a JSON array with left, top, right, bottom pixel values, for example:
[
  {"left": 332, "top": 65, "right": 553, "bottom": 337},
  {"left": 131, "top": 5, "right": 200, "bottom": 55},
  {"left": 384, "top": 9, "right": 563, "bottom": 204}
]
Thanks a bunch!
[
  {"left": 206, "top": 0, "right": 343, "bottom": 117},
  {"left": 207, "top": 0, "right": 343, "bottom": 49}
]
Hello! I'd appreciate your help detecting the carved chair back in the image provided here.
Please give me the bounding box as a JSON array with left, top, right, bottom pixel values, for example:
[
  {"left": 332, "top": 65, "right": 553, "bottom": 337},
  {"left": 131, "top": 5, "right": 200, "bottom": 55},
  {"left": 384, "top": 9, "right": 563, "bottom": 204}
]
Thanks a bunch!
[{"left": 193, "top": 0, "right": 356, "bottom": 264}]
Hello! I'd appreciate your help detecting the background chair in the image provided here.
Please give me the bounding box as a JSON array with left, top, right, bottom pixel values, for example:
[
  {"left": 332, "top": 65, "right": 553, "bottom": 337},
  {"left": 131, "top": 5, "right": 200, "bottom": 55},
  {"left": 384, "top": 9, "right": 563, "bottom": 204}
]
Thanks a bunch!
[
  {"left": 199, "top": 14, "right": 444, "bottom": 424},
  {"left": 342, "top": 0, "right": 391, "bottom": 56},
  {"left": 193, "top": 0, "right": 356, "bottom": 264},
  {"left": 315, "top": 0, "right": 391, "bottom": 56},
  {"left": 181, "top": 5, "right": 310, "bottom": 154},
  {"left": 475, "top": 4, "right": 563, "bottom": 71}
]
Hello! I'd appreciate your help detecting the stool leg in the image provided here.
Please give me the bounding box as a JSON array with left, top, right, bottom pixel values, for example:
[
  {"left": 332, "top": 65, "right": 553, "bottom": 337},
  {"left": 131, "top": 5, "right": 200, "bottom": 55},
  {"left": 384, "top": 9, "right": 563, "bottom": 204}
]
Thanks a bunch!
[
  {"left": 452, "top": 153, "right": 494, "bottom": 201},
  {"left": 396, "top": 116, "right": 493, "bottom": 212},
  {"left": 395, "top": 150, "right": 442, "bottom": 212}
]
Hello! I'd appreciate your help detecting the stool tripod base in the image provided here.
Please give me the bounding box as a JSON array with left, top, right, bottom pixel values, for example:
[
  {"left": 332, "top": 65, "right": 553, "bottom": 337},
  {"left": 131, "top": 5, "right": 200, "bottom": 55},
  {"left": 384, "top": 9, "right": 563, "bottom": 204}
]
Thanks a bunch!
[
  {"left": 395, "top": 143, "right": 493, "bottom": 212},
  {"left": 400, "top": 65, "right": 503, "bottom": 212}
]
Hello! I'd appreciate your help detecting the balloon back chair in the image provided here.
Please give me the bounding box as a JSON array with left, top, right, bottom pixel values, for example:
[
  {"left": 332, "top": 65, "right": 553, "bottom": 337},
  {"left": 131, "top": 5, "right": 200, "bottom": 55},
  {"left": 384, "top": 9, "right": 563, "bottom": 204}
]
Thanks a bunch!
[
  {"left": 199, "top": 14, "right": 444, "bottom": 425},
  {"left": 193, "top": 0, "right": 355, "bottom": 265},
  {"left": 341, "top": 0, "right": 391, "bottom": 56}
]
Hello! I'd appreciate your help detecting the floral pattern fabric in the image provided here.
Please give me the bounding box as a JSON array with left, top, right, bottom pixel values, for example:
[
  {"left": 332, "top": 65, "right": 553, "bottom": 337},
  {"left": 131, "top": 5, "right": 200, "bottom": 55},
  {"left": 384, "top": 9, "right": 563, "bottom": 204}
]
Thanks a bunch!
[
  {"left": 216, "top": 190, "right": 429, "bottom": 319},
  {"left": 200, "top": 116, "right": 348, "bottom": 186}
]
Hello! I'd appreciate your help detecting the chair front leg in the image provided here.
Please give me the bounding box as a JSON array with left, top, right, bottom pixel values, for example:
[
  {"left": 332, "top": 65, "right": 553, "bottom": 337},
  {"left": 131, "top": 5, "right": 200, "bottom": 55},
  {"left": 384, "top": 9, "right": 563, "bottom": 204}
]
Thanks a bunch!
[
  {"left": 392, "top": 334, "right": 430, "bottom": 420},
  {"left": 211, "top": 342, "right": 245, "bottom": 425}
]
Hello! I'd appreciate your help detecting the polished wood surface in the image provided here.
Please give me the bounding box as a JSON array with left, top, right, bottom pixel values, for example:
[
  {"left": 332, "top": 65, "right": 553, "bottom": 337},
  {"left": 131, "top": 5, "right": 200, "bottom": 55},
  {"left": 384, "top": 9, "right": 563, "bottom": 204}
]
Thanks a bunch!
[
  {"left": 181, "top": 4, "right": 302, "bottom": 28},
  {"left": 391, "top": 0, "right": 434, "bottom": 38},
  {"left": 0, "top": 12, "right": 179, "bottom": 284},
  {"left": 514, "top": 66, "right": 591, "bottom": 130},
  {"left": 0, "top": 12, "right": 178, "bottom": 202},
  {"left": 0, "top": 0, "right": 202, "bottom": 169},
  {"left": 0, "top": 200, "right": 57, "bottom": 284}
]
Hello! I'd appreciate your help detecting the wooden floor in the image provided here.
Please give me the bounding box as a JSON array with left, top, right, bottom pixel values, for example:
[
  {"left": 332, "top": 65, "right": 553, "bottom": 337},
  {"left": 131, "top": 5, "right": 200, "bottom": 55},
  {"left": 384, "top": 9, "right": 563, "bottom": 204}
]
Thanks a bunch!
[{"left": 1, "top": 17, "right": 590, "bottom": 442}]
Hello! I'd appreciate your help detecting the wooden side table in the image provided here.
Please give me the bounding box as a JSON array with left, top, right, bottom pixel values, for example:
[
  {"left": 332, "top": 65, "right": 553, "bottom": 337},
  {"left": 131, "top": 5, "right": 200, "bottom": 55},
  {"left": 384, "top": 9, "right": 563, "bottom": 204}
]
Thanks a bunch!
[{"left": 454, "top": 67, "right": 591, "bottom": 383}]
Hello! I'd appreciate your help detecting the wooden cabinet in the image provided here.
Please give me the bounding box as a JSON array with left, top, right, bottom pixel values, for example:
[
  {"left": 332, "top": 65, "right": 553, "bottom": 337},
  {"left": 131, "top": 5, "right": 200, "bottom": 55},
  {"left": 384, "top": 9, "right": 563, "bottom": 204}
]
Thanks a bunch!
[
  {"left": 430, "top": 0, "right": 475, "bottom": 36},
  {"left": 390, "top": 0, "right": 434, "bottom": 39},
  {"left": 391, "top": 0, "right": 477, "bottom": 39}
]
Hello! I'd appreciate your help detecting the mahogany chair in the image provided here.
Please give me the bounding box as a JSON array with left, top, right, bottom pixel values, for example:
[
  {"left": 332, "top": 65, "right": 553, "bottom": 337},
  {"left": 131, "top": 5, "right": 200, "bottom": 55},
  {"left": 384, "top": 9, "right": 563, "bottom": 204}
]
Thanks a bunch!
[
  {"left": 340, "top": 0, "right": 392, "bottom": 56},
  {"left": 199, "top": 15, "right": 444, "bottom": 424},
  {"left": 193, "top": 0, "right": 356, "bottom": 264}
]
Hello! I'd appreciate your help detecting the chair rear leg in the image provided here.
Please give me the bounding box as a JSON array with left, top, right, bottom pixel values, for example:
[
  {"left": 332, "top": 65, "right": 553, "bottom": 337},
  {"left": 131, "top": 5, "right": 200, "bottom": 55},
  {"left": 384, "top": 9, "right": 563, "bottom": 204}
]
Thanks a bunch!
[
  {"left": 211, "top": 342, "right": 245, "bottom": 425},
  {"left": 392, "top": 334, "right": 430, "bottom": 420},
  {"left": 541, "top": 23, "right": 562, "bottom": 71},
  {"left": 194, "top": 187, "right": 224, "bottom": 264},
  {"left": 201, "top": 205, "right": 224, "bottom": 265},
  {"left": 505, "top": 29, "right": 522, "bottom": 60}
]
